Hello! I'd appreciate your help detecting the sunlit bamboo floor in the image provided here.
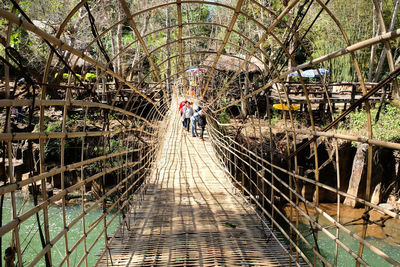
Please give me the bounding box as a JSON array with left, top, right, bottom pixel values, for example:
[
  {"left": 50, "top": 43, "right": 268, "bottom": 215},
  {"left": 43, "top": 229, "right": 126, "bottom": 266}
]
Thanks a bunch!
[{"left": 97, "top": 99, "right": 306, "bottom": 266}]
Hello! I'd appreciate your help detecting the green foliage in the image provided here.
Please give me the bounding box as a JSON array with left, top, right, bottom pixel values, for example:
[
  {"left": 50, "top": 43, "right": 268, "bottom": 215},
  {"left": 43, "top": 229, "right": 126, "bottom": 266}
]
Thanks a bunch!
[
  {"left": 304, "top": 1, "right": 377, "bottom": 81},
  {"left": 122, "top": 33, "right": 134, "bottom": 45},
  {"left": 45, "top": 138, "right": 61, "bottom": 162},
  {"left": 10, "top": 27, "right": 32, "bottom": 50},
  {"left": 85, "top": 73, "right": 97, "bottom": 81},
  {"left": 339, "top": 104, "right": 400, "bottom": 142},
  {"left": 224, "top": 222, "right": 237, "bottom": 228},
  {"left": 219, "top": 109, "right": 230, "bottom": 124},
  {"left": 92, "top": 139, "right": 122, "bottom": 156},
  {"left": 267, "top": 110, "right": 281, "bottom": 126},
  {"left": 108, "top": 139, "right": 121, "bottom": 153},
  {"left": 46, "top": 121, "right": 62, "bottom": 133},
  {"left": 54, "top": 72, "right": 97, "bottom": 81}
]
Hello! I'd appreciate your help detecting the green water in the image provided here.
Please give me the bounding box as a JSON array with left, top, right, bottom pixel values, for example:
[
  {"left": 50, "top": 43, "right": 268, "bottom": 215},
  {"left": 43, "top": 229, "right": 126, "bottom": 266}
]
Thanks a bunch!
[
  {"left": 1, "top": 195, "right": 119, "bottom": 266},
  {"left": 3, "top": 196, "right": 399, "bottom": 266},
  {"left": 298, "top": 223, "right": 400, "bottom": 266}
]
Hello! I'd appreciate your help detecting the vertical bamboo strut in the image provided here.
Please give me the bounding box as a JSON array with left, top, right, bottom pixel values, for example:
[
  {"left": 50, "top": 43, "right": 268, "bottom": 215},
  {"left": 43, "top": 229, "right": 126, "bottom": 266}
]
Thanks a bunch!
[
  {"left": 334, "top": 137, "right": 341, "bottom": 267},
  {"left": 313, "top": 1, "right": 374, "bottom": 264},
  {"left": 208, "top": 123, "right": 399, "bottom": 266},
  {"left": 208, "top": 128, "right": 319, "bottom": 265},
  {"left": 176, "top": 0, "right": 186, "bottom": 94},
  {"left": 4, "top": 12, "right": 23, "bottom": 266},
  {"left": 61, "top": 74, "right": 71, "bottom": 267},
  {"left": 81, "top": 106, "right": 89, "bottom": 267},
  {"left": 207, "top": 0, "right": 301, "bottom": 105},
  {"left": 201, "top": 0, "right": 245, "bottom": 98},
  {"left": 118, "top": 0, "right": 170, "bottom": 108}
]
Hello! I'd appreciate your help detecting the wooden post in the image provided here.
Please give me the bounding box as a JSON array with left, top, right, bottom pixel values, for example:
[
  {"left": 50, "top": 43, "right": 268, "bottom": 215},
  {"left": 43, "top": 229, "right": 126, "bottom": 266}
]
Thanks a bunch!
[{"left": 351, "top": 84, "right": 356, "bottom": 105}]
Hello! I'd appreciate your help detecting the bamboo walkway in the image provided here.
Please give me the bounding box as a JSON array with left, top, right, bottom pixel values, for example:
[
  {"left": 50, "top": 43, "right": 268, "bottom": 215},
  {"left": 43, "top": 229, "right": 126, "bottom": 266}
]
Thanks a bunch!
[{"left": 97, "top": 99, "right": 304, "bottom": 266}]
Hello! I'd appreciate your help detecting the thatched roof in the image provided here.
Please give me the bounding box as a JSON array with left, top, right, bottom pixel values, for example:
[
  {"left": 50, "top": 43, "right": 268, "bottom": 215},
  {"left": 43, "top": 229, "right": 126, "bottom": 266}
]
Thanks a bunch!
[
  {"left": 50, "top": 52, "right": 92, "bottom": 70},
  {"left": 202, "top": 53, "right": 265, "bottom": 73}
]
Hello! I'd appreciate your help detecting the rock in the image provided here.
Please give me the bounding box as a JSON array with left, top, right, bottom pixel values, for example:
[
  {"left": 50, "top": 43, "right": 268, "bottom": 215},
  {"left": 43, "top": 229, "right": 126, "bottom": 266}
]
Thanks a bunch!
[
  {"left": 378, "top": 203, "right": 394, "bottom": 211},
  {"left": 54, "top": 199, "right": 63, "bottom": 206},
  {"left": 370, "top": 183, "right": 381, "bottom": 205}
]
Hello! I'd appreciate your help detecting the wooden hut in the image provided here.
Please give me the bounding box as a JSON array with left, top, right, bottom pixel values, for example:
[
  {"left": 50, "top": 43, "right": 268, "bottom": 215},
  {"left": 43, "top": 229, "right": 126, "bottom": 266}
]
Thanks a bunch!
[{"left": 201, "top": 53, "right": 265, "bottom": 74}]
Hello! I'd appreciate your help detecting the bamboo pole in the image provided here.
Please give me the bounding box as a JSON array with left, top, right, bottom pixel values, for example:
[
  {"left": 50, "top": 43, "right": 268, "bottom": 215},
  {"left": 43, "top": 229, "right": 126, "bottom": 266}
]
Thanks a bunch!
[
  {"left": 118, "top": 0, "right": 169, "bottom": 109},
  {"left": 208, "top": 130, "right": 325, "bottom": 266},
  {"left": 0, "top": 99, "right": 155, "bottom": 127},
  {"left": 0, "top": 128, "right": 156, "bottom": 142},
  {"left": 209, "top": 120, "right": 400, "bottom": 219},
  {"left": 13, "top": 143, "right": 156, "bottom": 267},
  {"left": 81, "top": 106, "right": 89, "bottom": 267},
  {"left": 209, "top": 127, "right": 399, "bottom": 266},
  {"left": 0, "top": 148, "right": 140, "bottom": 196},
  {"left": 60, "top": 74, "right": 71, "bottom": 267},
  {"left": 213, "top": 27, "right": 400, "bottom": 114},
  {"left": 201, "top": 0, "right": 245, "bottom": 97},
  {"left": 0, "top": 8, "right": 165, "bottom": 119},
  {"left": 206, "top": 0, "right": 301, "bottom": 103},
  {"left": 176, "top": 0, "right": 186, "bottom": 94},
  {"left": 0, "top": 147, "right": 155, "bottom": 239},
  {"left": 4, "top": 10, "right": 23, "bottom": 266}
]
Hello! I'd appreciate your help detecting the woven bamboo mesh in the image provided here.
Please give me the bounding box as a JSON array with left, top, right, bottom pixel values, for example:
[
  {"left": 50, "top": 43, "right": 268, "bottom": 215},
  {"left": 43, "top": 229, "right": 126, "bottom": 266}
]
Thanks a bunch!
[{"left": 0, "top": 0, "right": 400, "bottom": 266}]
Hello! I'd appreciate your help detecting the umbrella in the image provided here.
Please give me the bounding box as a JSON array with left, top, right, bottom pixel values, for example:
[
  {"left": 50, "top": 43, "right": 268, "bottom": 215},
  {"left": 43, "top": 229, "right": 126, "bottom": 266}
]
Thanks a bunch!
[
  {"left": 300, "top": 68, "right": 330, "bottom": 78},
  {"left": 288, "top": 71, "right": 300, "bottom": 77},
  {"left": 186, "top": 67, "right": 207, "bottom": 74},
  {"left": 185, "top": 66, "right": 198, "bottom": 72},
  {"left": 193, "top": 68, "right": 206, "bottom": 73},
  {"left": 288, "top": 68, "right": 330, "bottom": 78}
]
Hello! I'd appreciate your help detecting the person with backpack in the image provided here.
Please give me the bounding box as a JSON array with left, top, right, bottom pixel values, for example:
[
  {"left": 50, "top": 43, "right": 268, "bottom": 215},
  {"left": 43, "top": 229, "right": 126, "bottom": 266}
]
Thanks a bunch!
[
  {"left": 191, "top": 109, "right": 201, "bottom": 137},
  {"left": 197, "top": 109, "right": 207, "bottom": 141},
  {"left": 179, "top": 100, "right": 187, "bottom": 115}
]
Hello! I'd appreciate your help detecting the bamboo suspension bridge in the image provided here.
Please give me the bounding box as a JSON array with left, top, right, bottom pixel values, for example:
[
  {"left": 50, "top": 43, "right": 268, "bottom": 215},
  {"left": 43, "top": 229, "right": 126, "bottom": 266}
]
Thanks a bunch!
[
  {"left": 97, "top": 97, "right": 304, "bottom": 266},
  {"left": 1, "top": 1, "right": 400, "bottom": 266}
]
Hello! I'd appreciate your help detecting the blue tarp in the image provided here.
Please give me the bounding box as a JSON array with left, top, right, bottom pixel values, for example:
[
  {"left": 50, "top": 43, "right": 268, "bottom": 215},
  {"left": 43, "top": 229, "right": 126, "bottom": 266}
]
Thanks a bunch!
[{"left": 288, "top": 68, "right": 330, "bottom": 78}]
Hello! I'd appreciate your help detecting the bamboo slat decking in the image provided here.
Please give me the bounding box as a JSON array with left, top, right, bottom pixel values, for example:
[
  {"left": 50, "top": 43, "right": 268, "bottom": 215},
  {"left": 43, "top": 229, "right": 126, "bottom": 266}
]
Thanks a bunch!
[{"left": 97, "top": 99, "right": 304, "bottom": 266}]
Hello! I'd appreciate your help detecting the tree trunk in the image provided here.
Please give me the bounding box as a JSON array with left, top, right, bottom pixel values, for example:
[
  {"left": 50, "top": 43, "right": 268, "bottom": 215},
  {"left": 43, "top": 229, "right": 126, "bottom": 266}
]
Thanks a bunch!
[
  {"left": 368, "top": 3, "right": 379, "bottom": 82},
  {"left": 286, "top": 6, "right": 295, "bottom": 81},
  {"left": 241, "top": 65, "right": 249, "bottom": 117},
  {"left": 166, "top": 4, "right": 171, "bottom": 97},
  {"left": 117, "top": 4, "right": 123, "bottom": 76},
  {"left": 111, "top": 28, "right": 117, "bottom": 74},
  {"left": 185, "top": 6, "right": 194, "bottom": 67},
  {"left": 128, "top": 13, "right": 151, "bottom": 81}
]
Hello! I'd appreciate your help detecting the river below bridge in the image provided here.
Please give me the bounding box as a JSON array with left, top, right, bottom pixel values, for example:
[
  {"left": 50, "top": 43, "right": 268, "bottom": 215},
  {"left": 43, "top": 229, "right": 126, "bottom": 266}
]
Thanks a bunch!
[
  {"left": 1, "top": 196, "right": 400, "bottom": 266},
  {"left": 1, "top": 194, "right": 118, "bottom": 266},
  {"left": 289, "top": 203, "right": 400, "bottom": 266}
]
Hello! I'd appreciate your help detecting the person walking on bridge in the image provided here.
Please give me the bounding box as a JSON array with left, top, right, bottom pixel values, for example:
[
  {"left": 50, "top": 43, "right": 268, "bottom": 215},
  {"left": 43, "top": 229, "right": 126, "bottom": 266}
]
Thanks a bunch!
[
  {"left": 191, "top": 108, "right": 202, "bottom": 137},
  {"left": 182, "top": 102, "right": 193, "bottom": 132},
  {"left": 198, "top": 109, "right": 207, "bottom": 141},
  {"left": 179, "top": 100, "right": 187, "bottom": 128}
]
